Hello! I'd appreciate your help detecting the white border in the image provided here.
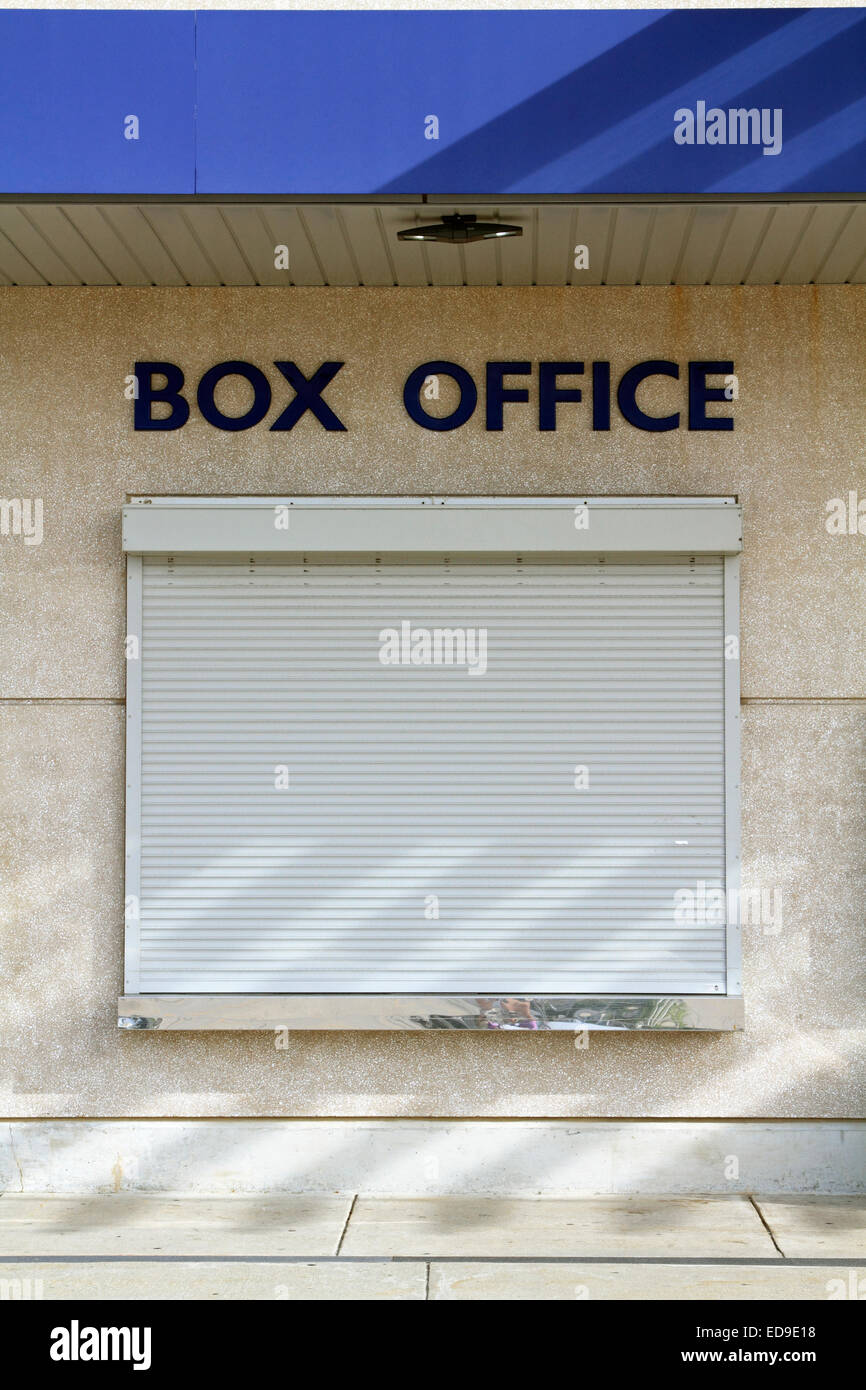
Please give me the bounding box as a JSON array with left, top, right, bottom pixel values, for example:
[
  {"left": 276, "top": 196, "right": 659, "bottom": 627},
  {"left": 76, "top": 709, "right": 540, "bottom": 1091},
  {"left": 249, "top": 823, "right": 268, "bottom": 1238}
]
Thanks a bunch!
[
  {"left": 123, "top": 555, "right": 143, "bottom": 992},
  {"left": 121, "top": 496, "right": 743, "bottom": 1025},
  {"left": 122, "top": 495, "right": 744, "bottom": 555},
  {"left": 724, "top": 553, "right": 743, "bottom": 999}
]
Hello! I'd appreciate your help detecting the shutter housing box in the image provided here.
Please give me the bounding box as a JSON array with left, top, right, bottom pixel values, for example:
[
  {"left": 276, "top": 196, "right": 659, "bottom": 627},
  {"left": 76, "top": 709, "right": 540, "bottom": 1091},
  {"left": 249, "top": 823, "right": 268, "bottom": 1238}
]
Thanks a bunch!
[{"left": 119, "top": 497, "right": 743, "bottom": 1032}]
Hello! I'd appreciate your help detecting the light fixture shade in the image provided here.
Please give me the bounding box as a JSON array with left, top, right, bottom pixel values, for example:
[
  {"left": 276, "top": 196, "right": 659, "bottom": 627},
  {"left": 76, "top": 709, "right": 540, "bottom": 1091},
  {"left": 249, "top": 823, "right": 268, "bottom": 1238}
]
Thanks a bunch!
[{"left": 397, "top": 213, "right": 522, "bottom": 244}]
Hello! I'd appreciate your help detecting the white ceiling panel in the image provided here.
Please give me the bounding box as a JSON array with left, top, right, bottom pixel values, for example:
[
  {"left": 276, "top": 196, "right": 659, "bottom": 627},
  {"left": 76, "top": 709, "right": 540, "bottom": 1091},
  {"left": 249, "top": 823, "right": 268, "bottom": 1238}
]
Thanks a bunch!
[
  {"left": 218, "top": 206, "right": 289, "bottom": 287},
  {"left": 815, "top": 204, "right": 866, "bottom": 284},
  {"left": 25, "top": 204, "right": 117, "bottom": 284},
  {"left": 0, "top": 206, "right": 83, "bottom": 284},
  {"left": 364, "top": 205, "right": 428, "bottom": 286},
  {"left": 297, "top": 206, "right": 357, "bottom": 286},
  {"left": 779, "top": 203, "right": 856, "bottom": 286},
  {"left": 745, "top": 203, "right": 815, "bottom": 285},
  {"left": 568, "top": 206, "right": 613, "bottom": 286},
  {"left": 534, "top": 205, "right": 574, "bottom": 285},
  {"left": 674, "top": 205, "right": 729, "bottom": 285},
  {"left": 450, "top": 207, "right": 503, "bottom": 287},
  {"left": 61, "top": 205, "right": 152, "bottom": 286},
  {"left": 606, "top": 203, "right": 655, "bottom": 284},
  {"left": 0, "top": 201, "right": 861, "bottom": 288},
  {"left": 139, "top": 207, "right": 221, "bottom": 286},
  {"left": 497, "top": 205, "right": 535, "bottom": 286},
  {"left": 709, "top": 205, "right": 775, "bottom": 285},
  {"left": 0, "top": 223, "right": 47, "bottom": 284},
  {"left": 179, "top": 206, "right": 257, "bottom": 286},
  {"left": 98, "top": 205, "right": 187, "bottom": 286},
  {"left": 336, "top": 205, "right": 394, "bottom": 286}
]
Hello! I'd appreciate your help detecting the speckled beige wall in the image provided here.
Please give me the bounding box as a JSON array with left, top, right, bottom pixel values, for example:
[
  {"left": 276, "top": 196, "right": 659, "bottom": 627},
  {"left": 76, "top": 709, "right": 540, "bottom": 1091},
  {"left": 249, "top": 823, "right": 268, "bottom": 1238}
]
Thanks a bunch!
[{"left": 1, "top": 285, "right": 864, "bottom": 1117}]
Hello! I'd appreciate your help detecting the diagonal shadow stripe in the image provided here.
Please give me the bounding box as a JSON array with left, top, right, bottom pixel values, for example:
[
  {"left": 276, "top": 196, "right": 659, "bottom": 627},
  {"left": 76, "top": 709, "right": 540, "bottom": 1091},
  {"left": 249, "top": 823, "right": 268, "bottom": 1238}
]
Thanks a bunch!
[
  {"left": 785, "top": 135, "right": 866, "bottom": 199},
  {"left": 574, "top": 19, "right": 866, "bottom": 195},
  {"left": 374, "top": 9, "right": 864, "bottom": 194},
  {"left": 708, "top": 97, "right": 866, "bottom": 194}
]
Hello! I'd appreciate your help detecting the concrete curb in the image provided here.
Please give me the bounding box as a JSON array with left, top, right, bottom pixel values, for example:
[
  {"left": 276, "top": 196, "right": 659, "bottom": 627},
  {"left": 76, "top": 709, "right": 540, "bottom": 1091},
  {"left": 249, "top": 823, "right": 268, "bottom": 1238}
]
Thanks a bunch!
[{"left": 2, "top": 1120, "right": 863, "bottom": 1195}]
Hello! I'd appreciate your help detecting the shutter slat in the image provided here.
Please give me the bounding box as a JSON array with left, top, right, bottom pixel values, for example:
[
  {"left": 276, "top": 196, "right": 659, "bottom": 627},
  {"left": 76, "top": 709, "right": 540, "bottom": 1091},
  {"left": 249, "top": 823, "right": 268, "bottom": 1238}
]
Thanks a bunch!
[{"left": 138, "top": 556, "right": 728, "bottom": 993}]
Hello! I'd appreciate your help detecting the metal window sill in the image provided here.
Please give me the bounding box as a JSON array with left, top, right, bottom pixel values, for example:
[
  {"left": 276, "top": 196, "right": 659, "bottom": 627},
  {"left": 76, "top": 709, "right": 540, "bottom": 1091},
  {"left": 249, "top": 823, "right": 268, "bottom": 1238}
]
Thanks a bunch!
[{"left": 117, "top": 994, "right": 744, "bottom": 1032}]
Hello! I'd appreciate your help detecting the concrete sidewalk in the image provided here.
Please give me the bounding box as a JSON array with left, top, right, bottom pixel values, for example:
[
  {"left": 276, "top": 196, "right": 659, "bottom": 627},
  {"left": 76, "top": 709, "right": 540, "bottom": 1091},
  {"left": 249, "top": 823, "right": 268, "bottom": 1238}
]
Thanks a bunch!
[{"left": 0, "top": 1194, "right": 863, "bottom": 1300}]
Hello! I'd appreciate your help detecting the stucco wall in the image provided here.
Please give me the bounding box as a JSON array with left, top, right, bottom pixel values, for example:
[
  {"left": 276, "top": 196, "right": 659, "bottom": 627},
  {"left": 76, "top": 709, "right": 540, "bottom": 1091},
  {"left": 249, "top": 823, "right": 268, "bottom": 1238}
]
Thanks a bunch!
[{"left": 1, "top": 284, "right": 864, "bottom": 1117}]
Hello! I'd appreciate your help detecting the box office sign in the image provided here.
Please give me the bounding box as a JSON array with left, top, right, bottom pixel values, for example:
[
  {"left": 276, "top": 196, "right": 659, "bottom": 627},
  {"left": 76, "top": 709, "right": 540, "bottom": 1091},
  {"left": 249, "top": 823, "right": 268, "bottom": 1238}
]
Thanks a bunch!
[{"left": 131, "top": 359, "right": 737, "bottom": 434}]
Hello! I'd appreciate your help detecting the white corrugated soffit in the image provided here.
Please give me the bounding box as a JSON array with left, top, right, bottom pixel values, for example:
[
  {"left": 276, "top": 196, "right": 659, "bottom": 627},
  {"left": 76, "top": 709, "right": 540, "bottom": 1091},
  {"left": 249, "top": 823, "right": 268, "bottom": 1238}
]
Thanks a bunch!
[{"left": 119, "top": 497, "right": 743, "bottom": 1032}]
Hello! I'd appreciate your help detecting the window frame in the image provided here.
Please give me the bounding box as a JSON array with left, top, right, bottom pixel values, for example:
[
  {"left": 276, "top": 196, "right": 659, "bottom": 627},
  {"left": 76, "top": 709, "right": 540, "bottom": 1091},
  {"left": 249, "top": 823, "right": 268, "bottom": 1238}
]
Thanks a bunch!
[{"left": 119, "top": 495, "right": 743, "bottom": 1032}]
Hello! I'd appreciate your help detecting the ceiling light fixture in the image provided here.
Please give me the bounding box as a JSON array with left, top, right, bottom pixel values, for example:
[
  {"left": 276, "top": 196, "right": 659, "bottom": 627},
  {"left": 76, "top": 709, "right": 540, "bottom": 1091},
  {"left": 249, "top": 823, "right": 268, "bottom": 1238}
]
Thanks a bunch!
[{"left": 397, "top": 213, "right": 522, "bottom": 244}]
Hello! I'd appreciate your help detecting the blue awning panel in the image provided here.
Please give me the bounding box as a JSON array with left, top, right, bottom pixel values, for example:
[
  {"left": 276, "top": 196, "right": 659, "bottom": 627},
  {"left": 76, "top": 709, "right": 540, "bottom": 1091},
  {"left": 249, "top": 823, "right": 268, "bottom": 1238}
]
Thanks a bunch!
[
  {"left": 1, "top": 10, "right": 864, "bottom": 196},
  {"left": 0, "top": 12, "right": 195, "bottom": 194}
]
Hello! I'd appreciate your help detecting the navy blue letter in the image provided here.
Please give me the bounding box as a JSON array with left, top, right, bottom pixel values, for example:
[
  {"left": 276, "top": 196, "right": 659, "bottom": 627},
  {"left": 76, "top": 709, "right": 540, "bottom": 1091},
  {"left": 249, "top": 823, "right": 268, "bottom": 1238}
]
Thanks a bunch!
[
  {"left": 688, "top": 361, "right": 734, "bottom": 431},
  {"left": 539, "top": 363, "right": 583, "bottom": 431},
  {"left": 270, "top": 361, "right": 347, "bottom": 431},
  {"left": 591, "top": 362, "right": 611, "bottom": 431},
  {"left": 197, "top": 361, "right": 271, "bottom": 432},
  {"left": 134, "top": 362, "right": 189, "bottom": 431},
  {"left": 617, "top": 360, "right": 679, "bottom": 431},
  {"left": 403, "top": 361, "right": 477, "bottom": 431},
  {"left": 486, "top": 362, "right": 531, "bottom": 430}
]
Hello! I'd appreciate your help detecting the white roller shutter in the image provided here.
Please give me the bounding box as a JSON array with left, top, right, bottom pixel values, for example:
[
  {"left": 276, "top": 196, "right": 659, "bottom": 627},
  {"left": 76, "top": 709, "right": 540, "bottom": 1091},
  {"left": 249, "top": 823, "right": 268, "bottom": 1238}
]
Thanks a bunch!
[{"left": 135, "top": 551, "right": 728, "bottom": 995}]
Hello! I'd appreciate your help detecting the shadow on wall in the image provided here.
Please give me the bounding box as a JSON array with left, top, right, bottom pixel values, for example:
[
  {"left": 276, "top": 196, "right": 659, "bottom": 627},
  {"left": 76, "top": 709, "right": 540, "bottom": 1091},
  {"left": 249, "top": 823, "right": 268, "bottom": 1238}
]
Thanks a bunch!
[{"left": 2, "top": 1107, "right": 862, "bottom": 1197}]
